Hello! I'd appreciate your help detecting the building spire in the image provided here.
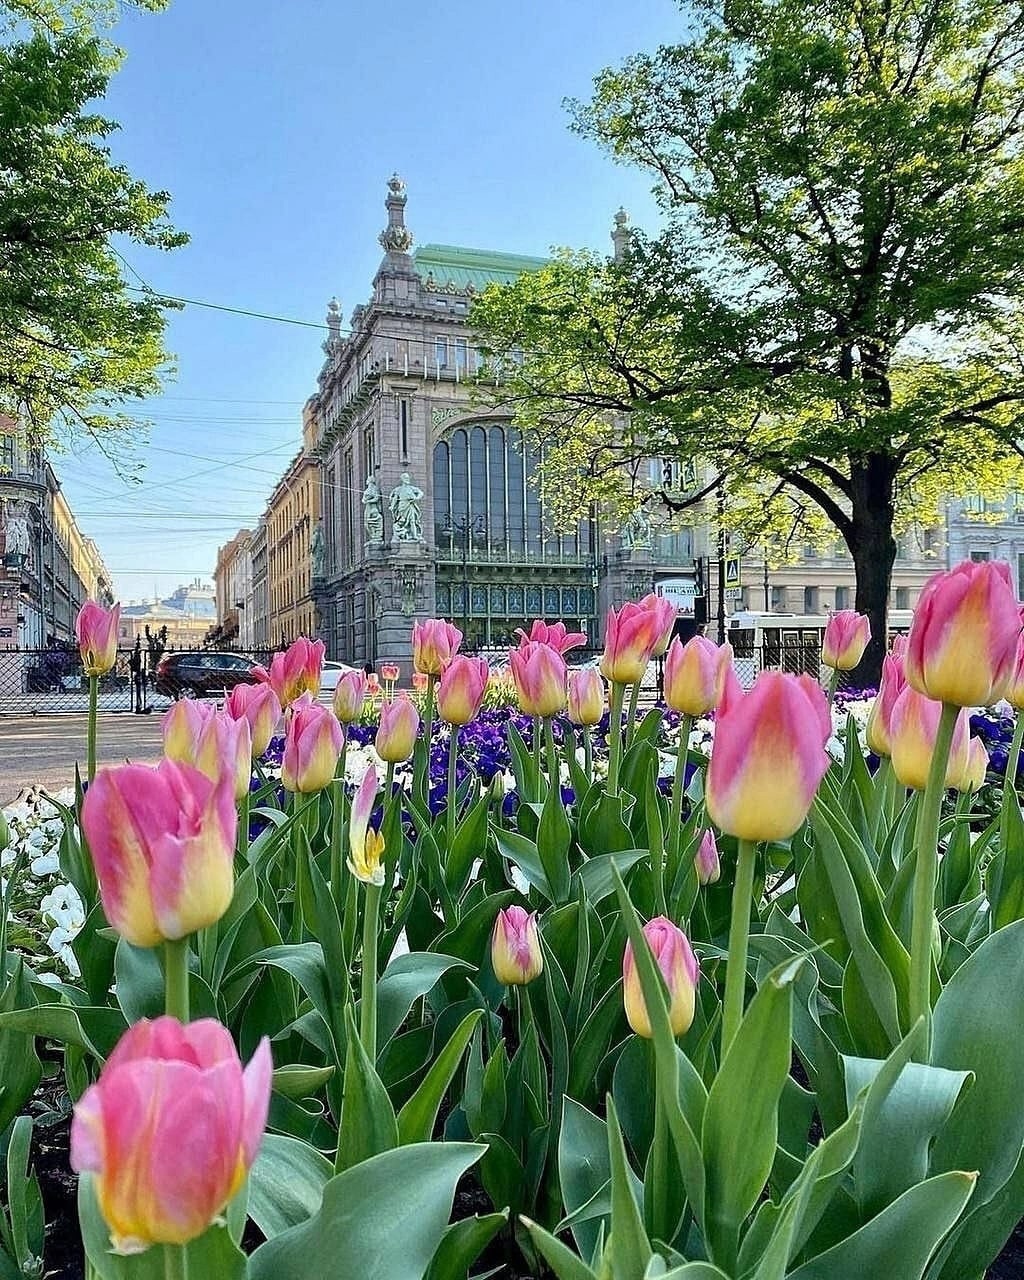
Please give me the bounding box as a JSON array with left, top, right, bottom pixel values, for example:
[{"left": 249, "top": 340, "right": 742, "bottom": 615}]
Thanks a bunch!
[
  {"left": 379, "top": 174, "right": 414, "bottom": 254},
  {"left": 611, "top": 207, "right": 632, "bottom": 263}
]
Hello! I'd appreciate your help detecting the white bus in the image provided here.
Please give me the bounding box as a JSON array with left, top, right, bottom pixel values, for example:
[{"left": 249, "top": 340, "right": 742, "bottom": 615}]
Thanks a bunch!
[{"left": 726, "top": 610, "right": 914, "bottom": 686}]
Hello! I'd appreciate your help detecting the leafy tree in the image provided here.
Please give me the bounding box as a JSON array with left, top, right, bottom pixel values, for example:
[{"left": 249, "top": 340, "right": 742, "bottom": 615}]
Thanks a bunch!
[
  {"left": 0, "top": 0, "right": 185, "bottom": 453},
  {"left": 472, "top": 0, "right": 1024, "bottom": 680}
]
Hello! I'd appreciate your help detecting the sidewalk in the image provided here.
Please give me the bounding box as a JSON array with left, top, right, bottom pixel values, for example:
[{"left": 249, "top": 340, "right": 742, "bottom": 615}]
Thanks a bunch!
[{"left": 0, "top": 713, "right": 165, "bottom": 805}]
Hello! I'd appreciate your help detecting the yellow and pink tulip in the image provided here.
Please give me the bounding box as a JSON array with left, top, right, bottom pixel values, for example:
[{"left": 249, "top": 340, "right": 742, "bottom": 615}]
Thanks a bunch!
[
  {"left": 76, "top": 602, "right": 121, "bottom": 677},
  {"left": 437, "top": 655, "right": 490, "bottom": 726},
  {"left": 281, "top": 695, "right": 344, "bottom": 793},
  {"left": 412, "top": 618, "right": 462, "bottom": 676},
  {"left": 508, "top": 641, "right": 567, "bottom": 718},
  {"left": 695, "top": 829, "right": 721, "bottom": 885},
  {"left": 225, "top": 682, "right": 281, "bottom": 758},
  {"left": 81, "top": 760, "right": 237, "bottom": 947},
  {"left": 623, "top": 917, "right": 698, "bottom": 1039},
  {"left": 348, "top": 764, "right": 385, "bottom": 885},
  {"left": 253, "top": 637, "right": 325, "bottom": 707},
  {"left": 706, "top": 671, "right": 832, "bottom": 842},
  {"left": 374, "top": 694, "right": 420, "bottom": 762},
  {"left": 567, "top": 667, "right": 605, "bottom": 726},
  {"left": 600, "top": 601, "right": 665, "bottom": 685},
  {"left": 70, "top": 1016, "right": 270, "bottom": 1252},
  {"left": 889, "top": 686, "right": 970, "bottom": 791},
  {"left": 664, "top": 635, "right": 731, "bottom": 716},
  {"left": 822, "top": 609, "right": 871, "bottom": 671},
  {"left": 491, "top": 906, "right": 543, "bottom": 985},
  {"left": 514, "top": 619, "right": 587, "bottom": 654},
  {"left": 906, "top": 560, "right": 1021, "bottom": 707},
  {"left": 866, "top": 652, "right": 907, "bottom": 758}
]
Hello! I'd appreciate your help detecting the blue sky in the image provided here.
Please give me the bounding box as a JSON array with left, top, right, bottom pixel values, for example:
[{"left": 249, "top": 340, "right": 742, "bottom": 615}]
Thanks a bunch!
[{"left": 62, "top": 0, "right": 683, "bottom": 601}]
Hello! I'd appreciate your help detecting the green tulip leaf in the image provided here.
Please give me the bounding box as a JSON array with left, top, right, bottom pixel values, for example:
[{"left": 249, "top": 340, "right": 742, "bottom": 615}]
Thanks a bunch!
[
  {"left": 247, "top": 1133, "right": 333, "bottom": 1239},
  {"left": 397, "top": 1008, "right": 483, "bottom": 1145}
]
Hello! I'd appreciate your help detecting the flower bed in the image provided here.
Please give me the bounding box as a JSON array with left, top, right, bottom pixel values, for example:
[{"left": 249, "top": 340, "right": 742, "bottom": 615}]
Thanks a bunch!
[{"left": 3, "top": 582, "right": 1024, "bottom": 1280}]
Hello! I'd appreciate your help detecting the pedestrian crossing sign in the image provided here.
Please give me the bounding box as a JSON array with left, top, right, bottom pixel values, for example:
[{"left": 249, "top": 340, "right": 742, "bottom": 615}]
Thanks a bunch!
[{"left": 724, "top": 556, "right": 741, "bottom": 588}]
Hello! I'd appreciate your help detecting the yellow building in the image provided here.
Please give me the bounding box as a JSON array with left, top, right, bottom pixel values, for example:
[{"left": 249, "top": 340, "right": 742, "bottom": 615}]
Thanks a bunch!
[{"left": 265, "top": 430, "right": 321, "bottom": 645}]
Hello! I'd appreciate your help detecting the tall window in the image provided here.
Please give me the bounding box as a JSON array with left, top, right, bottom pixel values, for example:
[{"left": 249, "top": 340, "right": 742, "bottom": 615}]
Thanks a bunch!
[
  {"left": 804, "top": 586, "right": 819, "bottom": 613},
  {"left": 970, "top": 550, "right": 991, "bottom": 562},
  {"left": 434, "top": 335, "right": 448, "bottom": 369},
  {"left": 834, "top": 585, "right": 849, "bottom": 610},
  {"left": 895, "top": 587, "right": 910, "bottom": 609}
]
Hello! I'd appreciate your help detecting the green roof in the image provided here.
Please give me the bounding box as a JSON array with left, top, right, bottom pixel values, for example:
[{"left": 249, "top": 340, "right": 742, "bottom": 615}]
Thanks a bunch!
[{"left": 413, "top": 243, "right": 548, "bottom": 291}]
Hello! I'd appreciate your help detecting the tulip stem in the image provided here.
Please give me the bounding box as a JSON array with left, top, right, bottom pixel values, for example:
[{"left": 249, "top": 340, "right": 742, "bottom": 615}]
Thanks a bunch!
[
  {"left": 415, "top": 676, "right": 436, "bottom": 805},
  {"left": 583, "top": 727, "right": 593, "bottom": 782},
  {"left": 446, "top": 726, "right": 459, "bottom": 852},
  {"left": 826, "top": 666, "right": 840, "bottom": 708},
  {"left": 237, "top": 787, "right": 250, "bottom": 861},
  {"left": 532, "top": 715, "right": 543, "bottom": 799},
  {"left": 669, "top": 713, "right": 693, "bottom": 851},
  {"left": 544, "top": 718, "right": 558, "bottom": 789},
  {"left": 164, "top": 1244, "right": 188, "bottom": 1280},
  {"left": 722, "top": 838, "right": 757, "bottom": 1055},
  {"left": 1004, "top": 713, "right": 1024, "bottom": 812},
  {"left": 607, "top": 681, "right": 626, "bottom": 797},
  {"left": 625, "top": 680, "right": 641, "bottom": 747},
  {"left": 164, "top": 937, "right": 190, "bottom": 1023},
  {"left": 909, "top": 701, "right": 959, "bottom": 1053},
  {"left": 359, "top": 883, "right": 382, "bottom": 1061},
  {"left": 87, "top": 675, "right": 98, "bottom": 783}
]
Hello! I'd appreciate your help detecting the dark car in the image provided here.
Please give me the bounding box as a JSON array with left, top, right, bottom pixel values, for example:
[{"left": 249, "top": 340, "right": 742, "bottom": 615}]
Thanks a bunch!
[{"left": 154, "top": 651, "right": 261, "bottom": 699}]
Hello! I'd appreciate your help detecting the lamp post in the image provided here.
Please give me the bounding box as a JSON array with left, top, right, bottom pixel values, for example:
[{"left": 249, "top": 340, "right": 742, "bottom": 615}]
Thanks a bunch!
[{"left": 444, "top": 513, "right": 485, "bottom": 644}]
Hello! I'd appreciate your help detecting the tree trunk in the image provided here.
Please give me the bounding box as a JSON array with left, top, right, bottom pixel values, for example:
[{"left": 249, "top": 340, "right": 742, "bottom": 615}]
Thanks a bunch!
[{"left": 848, "top": 453, "right": 898, "bottom": 688}]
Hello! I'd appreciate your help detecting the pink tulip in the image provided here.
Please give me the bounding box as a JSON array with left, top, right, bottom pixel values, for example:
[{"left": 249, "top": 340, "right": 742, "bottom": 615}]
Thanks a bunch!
[
  {"left": 906, "top": 560, "right": 1021, "bottom": 706},
  {"left": 567, "top": 667, "right": 605, "bottom": 726},
  {"left": 664, "top": 635, "right": 731, "bottom": 716},
  {"left": 225, "top": 682, "right": 281, "bottom": 758},
  {"left": 695, "top": 829, "right": 721, "bottom": 885},
  {"left": 379, "top": 662, "right": 400, "bottom": 683},
  {"left": 81, "top": 760, "right": 236, "bottom": 947},
  {"left": 412, "top": 618, "right": 462, "bottom": 676},
  {"left": 71, "top": 1017, "right": 271, "bottom": 1252},
  {"left": 822, "top": 610, "right": 871, "bottom": 671},
  {"left": 252, "top": 637, "right": 325, "bottom": 707},
  {"left": 412, "top": 671, "right": 429, "bottom": 693},
  {"left": 491, "top": 906, "right": 543, "bottom": 985},
  {"left": 76, "top": 602, "right": 121, "bottom": 677},
  {"left": 162, "top": 699, "right": 215, "bottom": 762},
  {"left": 890, "top": 633, "right": 909, "bottom": 658},
  {"left": 508, "top": 641, "right": 568, "bottom": 717},
  {"left": 163, "top": 704, "right": 251, "bottom": 802},
  {"left": 706, "top": 671, "right": 831, "bottom": 842},
  {"left": 281, "top": 696, "right": 344, "bottom": 793},
  {"left": 348, "top": 764, "right": 384, "bottom": 885},
  {"left": 866, "top": 653, "right": 907, "bottom": 757},
  {"left": 889, "top": 686, "right": 970, "bottom": 791},
  {"left": 333, "top": 670, "right": 368, "bottom": 723},
  {"left": 437, "top": 655, "right": 490, "bottom": 726},
  {"left": 638, "top": 593, "right": 678, "bottom": 658},
  {"left": 513, "top": 619, "right": 587, "bottom": 655},
  {"left": 374, "top": 694, "right": 420, "bottom": 762},
  {"left": 600, "top": 601, "right": 664, "bottom": 685},
  {"left": 623, "top": 917, "right": 699, "bottom": 1038}
]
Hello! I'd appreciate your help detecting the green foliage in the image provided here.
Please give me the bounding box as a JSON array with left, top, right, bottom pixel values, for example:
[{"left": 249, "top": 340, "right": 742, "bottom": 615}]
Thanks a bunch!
[{"left": 0, "top": 0, "right": 185, "bottom": 447}]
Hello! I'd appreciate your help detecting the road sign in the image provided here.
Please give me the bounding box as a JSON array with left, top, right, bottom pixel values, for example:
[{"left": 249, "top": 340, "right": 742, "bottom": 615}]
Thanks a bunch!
[
  {"left": 724, "top": 587, "right": 743, "bottom": 602},
  {"left": 724, "top": 556, "right": 742, "bottom": 588}
]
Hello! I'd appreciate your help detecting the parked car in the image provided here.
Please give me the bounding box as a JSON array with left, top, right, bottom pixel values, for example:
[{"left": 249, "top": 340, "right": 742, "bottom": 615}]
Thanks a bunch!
[
  {"left": 318, "top": 659, "right": 358, "bottom": 696},
  {"left": 154, "top": 651, "right": 261, "bottom": 699}
]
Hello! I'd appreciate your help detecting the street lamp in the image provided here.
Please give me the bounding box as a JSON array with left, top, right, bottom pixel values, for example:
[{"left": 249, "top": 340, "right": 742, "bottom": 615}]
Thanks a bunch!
[{"left": 443, "top": 513, "right": 486, "bottom": 642}]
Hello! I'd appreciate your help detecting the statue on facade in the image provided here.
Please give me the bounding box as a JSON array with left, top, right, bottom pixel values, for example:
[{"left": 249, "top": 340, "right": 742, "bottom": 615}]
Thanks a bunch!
[
  {"left": 310, "top": 519, "right": 326, "bottom": 578},
  {"left": 622, "top": 506, "right": 652, "bottom": 550},
  {"left": 2, "top": 500, "right": 30, "bottom": 560},
  {"left": 389, "top": 472, "right": 424, "bottom": 544},
  {"left": 362, "top": 475, "right": 385, "bottom": 546}
]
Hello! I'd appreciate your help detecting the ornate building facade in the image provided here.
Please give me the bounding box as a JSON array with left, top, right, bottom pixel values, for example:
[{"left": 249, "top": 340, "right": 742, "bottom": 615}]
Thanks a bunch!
[
  {"left": 265, "top": 427, "right": 320, "bottom": 647},
  {"left": 306, "top": 179, "right": 695, "bottom": 667}
]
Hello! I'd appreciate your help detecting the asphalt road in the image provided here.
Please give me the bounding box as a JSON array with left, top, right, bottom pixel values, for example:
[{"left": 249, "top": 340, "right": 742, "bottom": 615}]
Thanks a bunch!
[{"left": 0, "top": 713, "right": 165, "bottom": 805}]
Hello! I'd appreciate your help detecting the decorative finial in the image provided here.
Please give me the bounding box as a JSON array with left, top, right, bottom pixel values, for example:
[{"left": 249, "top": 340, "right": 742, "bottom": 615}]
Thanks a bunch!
[
  {"left": 379, "top": 173, "right": 414, "bottom": 254},
  {"left": 611, "top": 207, "right": 632, "bottom": 263},
  {"left": 323, "top": 297, "right": 343, "bottom": 355}
]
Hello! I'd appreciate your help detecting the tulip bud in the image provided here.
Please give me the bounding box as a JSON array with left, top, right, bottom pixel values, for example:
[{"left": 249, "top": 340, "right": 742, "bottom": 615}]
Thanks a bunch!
[
  {"left": 491, "top": 906, "right": 543, "bottom": 985},
  {"left": 695, "top": 830, "right": 721, "bottom": 885},
  {"left": 622, "top": 917, "right": 699, "bottom": 1038},
  {"left": 348, "top": 764, "right": 385, "bottom": 885},
  {"left": 437, "top": 655, "right": 490, "bottom": 726},
  {"left": 706, "top": 672, "right": 831, "bottom": 842},
  {"left": 412, "top": 618, "right": 462, "bottom": 676},
  {"left": 379, "top": 662, "right": 400, "bottom": 684},
  {"left": 954, "top": 737, "right": 989, "bottom": 794},
  {"left": 374, "top": 694, "right": 420, "bottom": 762},
  {"left": 76, "top": 602, "right": 121, "bottom": 678},
  {"left": 890, "top": 634, "right": 909, "bottom": 658},
  {"left": 600, "top": 601, "right": 664, "bottom": 685},
  {"left": 638, "top": 593, "right": 678, "bottom": 659},
  {"left": 162, "top": 699, "right": 215, "bottom": 764},
  {"left": 1005, "top": 631, "right": 1024, "bottom": 710},
  {"left": 333, "top": 670, "right": 368, "bottom": 723},
  {"left": 252, "top": 637, "right": 324, "bottom": 707},
  {"left": 81, "top": 760, "right": 236, "bottom": 947},
  {"left": 508, "top": 641, "right": 567, "bottom": 717},
  {"left": 225, "top": 682, "right": 281, "bottom": 758},
  {"left": 866, "top": 653, "right": 907, "bottom": 757},
  {"left": 822, "top": 610, "right": 871, "bottom": 671},
  {"left": 889, "top": 686, "right": 970, "bottom": 791},
  {"left": 164, "top": 705, "right": 251, "bottom": 802},
  {"left": 906, "top": 560, "right": 1021, "bottom": 706},
  {"left": 514, "top": 619, "right": 587, "bottom": 654},
  {"left": 281, "top": 697, "right": 344, "bottom": 793},
  {"left": 567, "top": 667, "right": 605, "bottom": 726},
  {"left": 664, "top": 635, "right": 730, "bottom": 716},
  {"left": 71, "top": 1017, "right": 271, "bottom": 1252},
  {"left": 411, "top": 671, "right": 429, "bottom": 693}
]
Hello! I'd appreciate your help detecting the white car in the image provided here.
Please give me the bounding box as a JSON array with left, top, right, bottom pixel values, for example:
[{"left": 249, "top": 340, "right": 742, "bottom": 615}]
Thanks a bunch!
[{"left": 319, "top": 660, "right": 359, "bottom": 694}]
